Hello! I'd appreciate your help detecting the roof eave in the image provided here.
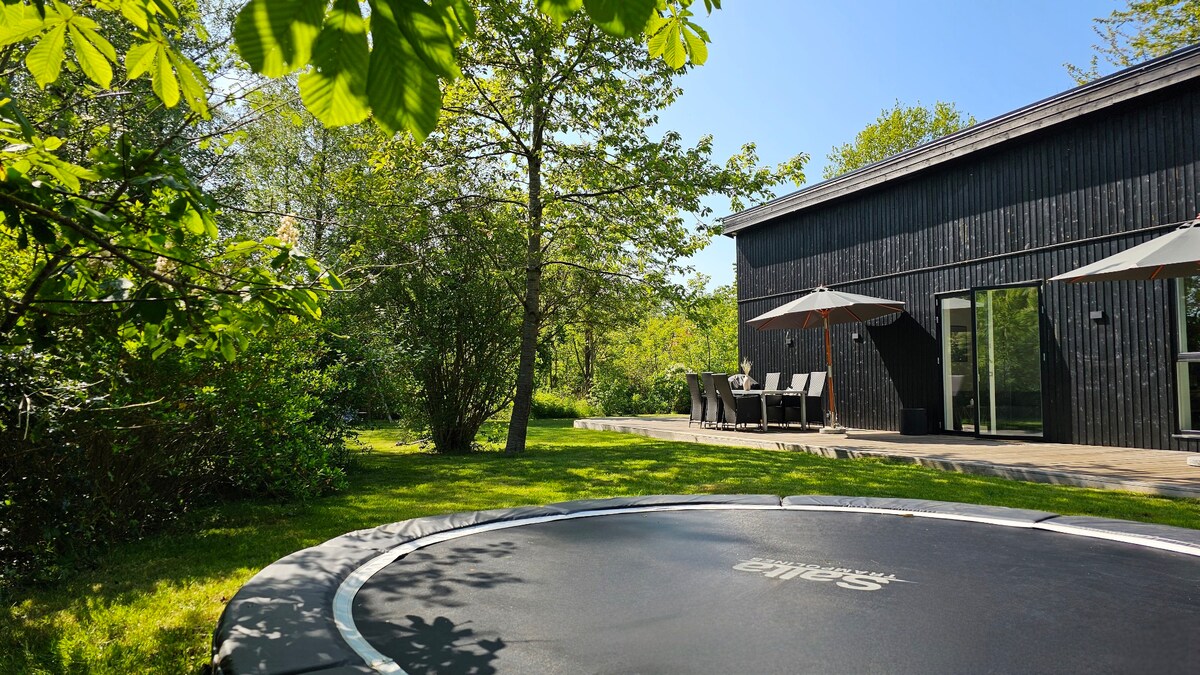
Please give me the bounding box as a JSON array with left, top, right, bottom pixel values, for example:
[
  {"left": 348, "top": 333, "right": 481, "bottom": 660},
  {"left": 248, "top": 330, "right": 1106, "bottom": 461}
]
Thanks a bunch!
[{"left": 722, "top": 44, "right": 1200, "bottom": 237}]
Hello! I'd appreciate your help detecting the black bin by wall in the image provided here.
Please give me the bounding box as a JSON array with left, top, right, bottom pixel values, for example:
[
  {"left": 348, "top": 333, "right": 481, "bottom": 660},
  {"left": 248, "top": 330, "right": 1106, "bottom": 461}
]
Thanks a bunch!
[{"left": 899, "top": 408, "right": 928, "bottom": 435}]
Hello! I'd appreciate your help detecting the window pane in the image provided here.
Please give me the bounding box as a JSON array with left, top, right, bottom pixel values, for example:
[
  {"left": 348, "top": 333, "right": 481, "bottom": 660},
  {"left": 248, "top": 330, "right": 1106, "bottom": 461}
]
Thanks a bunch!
[
  {"left": 1183, "top": 276, "right": 1200, "bottom": 352},
  {"left": 1183, "top": 362, "right": 1200, "bottom": 431}
]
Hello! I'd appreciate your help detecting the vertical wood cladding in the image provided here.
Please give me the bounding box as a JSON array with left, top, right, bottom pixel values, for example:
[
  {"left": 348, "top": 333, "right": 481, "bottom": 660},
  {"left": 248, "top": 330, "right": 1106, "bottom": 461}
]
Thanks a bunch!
[{"left": 735, "top": 84, "right": 1200, "bottom": 450}]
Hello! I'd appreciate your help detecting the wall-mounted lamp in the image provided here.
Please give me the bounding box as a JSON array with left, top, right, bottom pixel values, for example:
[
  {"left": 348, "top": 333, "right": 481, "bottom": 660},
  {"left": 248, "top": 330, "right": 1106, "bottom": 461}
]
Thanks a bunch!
[
  {"left": 785, "top": 335, "right": 794, "bottom": 348},
  {"left": 1089, "top": 310, "right": 1108, "bottom": 324},
  {"left": 851, "top": 332, "right": 864, "bottom": 343}
]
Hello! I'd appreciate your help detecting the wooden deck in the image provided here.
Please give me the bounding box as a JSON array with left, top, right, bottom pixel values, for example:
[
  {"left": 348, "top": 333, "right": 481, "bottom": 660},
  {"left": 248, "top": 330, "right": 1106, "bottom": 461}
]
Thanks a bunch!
[{"left": 574, "top": 417, "right": 1200, "bottom": 499}]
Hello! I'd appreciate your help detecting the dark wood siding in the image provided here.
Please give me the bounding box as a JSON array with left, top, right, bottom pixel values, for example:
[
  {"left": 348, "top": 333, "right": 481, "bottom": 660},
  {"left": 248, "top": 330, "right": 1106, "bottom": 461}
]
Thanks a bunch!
[{"left": 735, "top": 83, "right": 1200, "bottom": 451}]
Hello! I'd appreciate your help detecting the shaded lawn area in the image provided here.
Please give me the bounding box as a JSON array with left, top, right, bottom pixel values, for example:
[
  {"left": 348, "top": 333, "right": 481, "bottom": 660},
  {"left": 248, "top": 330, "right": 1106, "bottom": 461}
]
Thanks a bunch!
[{"left": 3, "top": 419, "right": 1199, "bottom": 673}]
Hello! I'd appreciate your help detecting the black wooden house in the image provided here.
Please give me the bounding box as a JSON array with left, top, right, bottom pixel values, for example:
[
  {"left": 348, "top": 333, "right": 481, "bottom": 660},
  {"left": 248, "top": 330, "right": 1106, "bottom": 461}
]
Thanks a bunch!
[{"left": 723, "top": 45, "right": 1200, "bottom": 451}]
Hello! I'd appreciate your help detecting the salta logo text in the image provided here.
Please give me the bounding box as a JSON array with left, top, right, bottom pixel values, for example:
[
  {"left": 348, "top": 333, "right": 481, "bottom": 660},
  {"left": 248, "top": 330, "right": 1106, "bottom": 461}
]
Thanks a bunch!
[{"left": 732, "top": 557, "right": 911, "bottom": 591}]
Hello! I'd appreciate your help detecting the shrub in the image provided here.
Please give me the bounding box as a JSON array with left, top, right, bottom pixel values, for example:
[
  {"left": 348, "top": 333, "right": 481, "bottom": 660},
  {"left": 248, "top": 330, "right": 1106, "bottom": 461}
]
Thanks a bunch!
[
  {"left": 0, "top": 324, "right": 353, "bottom": 588},
  {"left": 341, "top": 215, "right": 522, "bottom": 454},
  {"left": 646, "top": 364, "right": 690, "bottom": 414},
  {"left": 530, "top": 391, "right": 598, "bottom": 419},
  {"left": 587, "top": 364, "right": 689, "bottom": 416},
  {"left": 587, "top": 377, "right": 636, "bottom": 416}
]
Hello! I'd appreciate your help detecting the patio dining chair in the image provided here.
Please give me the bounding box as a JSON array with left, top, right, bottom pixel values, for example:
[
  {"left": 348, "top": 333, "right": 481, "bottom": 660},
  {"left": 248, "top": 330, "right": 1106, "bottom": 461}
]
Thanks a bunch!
[
  {"left": 763, "top": 372, "right": 786, "bottom": 427},
  {"left": 702, "top": 372, "right": 722, "bottom": 427},
  {"left": 805, "top": 371, "right": 828, "bottom": 429},
  {"left": 713, "top": 375, "right": 763, "bottom": 431},
  {"left": 686, "top": 372, "right": 705, "bottom": 427},
  {"left": 783, "top": 373, "right": 809, "bottom": 427}
]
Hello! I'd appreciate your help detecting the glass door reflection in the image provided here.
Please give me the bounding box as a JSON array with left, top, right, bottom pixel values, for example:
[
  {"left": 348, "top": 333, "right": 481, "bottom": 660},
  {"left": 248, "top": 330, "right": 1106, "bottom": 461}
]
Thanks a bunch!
[{"left": 974, "top": 287, "right": 1043, "bottom": 437}]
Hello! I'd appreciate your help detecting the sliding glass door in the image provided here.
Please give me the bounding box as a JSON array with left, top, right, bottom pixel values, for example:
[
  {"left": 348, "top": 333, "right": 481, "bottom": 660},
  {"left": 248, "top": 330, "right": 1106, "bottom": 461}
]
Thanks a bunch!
[
  {"left": 940, "top": 286, "right": 1043, "bottom": 438},
  {"left": 975, "top": 287, "right": 1043, "bottom": 436}
]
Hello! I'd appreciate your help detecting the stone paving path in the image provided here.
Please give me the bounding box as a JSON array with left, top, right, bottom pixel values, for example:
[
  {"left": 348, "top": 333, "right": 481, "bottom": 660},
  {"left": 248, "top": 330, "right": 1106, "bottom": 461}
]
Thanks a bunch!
[{"left": 574, "top": 417, "right": 1200, "bottom": 499}]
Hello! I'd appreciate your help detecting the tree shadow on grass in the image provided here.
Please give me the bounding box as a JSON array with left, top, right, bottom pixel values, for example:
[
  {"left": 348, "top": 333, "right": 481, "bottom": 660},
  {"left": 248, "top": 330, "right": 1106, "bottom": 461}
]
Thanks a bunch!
[{"left": 3, "top": 420, "right": 1199, "bottom": 673}]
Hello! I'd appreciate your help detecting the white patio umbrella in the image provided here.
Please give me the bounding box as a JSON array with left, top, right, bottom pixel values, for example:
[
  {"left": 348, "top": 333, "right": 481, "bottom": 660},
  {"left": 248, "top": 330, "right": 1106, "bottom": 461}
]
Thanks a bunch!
[
  {"left": 1049, "top": 217, "right": 1200, "bottom": 283},
  {"left": 1049, "top": 215, "right": 1200, "bottom": 467},
  {"left": 747, "top": 286, "right": 905, "bottom": 433}
]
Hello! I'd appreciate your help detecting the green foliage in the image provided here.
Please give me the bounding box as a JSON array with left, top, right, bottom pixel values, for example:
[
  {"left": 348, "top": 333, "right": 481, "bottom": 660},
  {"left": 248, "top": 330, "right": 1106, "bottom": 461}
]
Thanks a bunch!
[
  {"left": 232, "top": 0, "right": 719, "bottom": 137},
  {"left": 191, "top": 328, "right": 354, "bottom": 499},
  {"left": 0, "top": 0, "right": 356, "bottom": 589},
  {"left": 213, "top": 80, "right": 368, "bottom": 261},
  {"left": 0, "top": 0, "right": 342, "bottom": 360},
  {"left": 0, "top": 132, "right": 339, "bottom": 358},
  {"left": 297, "top": 0, "right": 371, "bottom": 127},
  {"left": 590, "top": 363, "right": 689, "bottom": 416},
  {"left": 580, "top": 0, "right": 656, "bottom": 36},
  {"left": 1067, "top": 0, "right": 1200, "bottom": 84},
  {"left": 366, "top": 245, "right": 523, "bottom": 454},
  {"left": 646, "top": 0, "right": 711, "bottom": 68},
  {"left": 366, "top": 0, "right": 445, "bottom": 135},
  {"left": 822, "top": 101, "right": 976, "bottom": 180},
  {"left": 530, "top": 390, "right": 598, "bottom": 418},
  {"left": 20, "top": 3, "right": 117, "bottom": 89},
  {"left": 543, "top": 281, "right": 738, "bottom": 416},
  {"left": 0, "top": 324, "right": 354, "bottom": 587},
  {"left": 333, "top": 126, "right": 527, "bottom": 453},
  {"left": 3, "top": 0, "right": 211, "bottom": 118}
]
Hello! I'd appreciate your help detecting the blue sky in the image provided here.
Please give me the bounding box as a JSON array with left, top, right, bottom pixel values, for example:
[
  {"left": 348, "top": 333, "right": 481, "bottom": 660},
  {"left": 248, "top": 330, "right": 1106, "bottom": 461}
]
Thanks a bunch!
[{"left": 655, "top": 0, "right": 1123, "bottom": 289}]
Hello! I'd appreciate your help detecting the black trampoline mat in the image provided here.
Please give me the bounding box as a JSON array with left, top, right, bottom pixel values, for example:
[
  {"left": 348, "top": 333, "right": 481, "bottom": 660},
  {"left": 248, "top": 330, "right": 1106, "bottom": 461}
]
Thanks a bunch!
[{"left": 349, "top": 508, "right": 1200, "bottom": 674}]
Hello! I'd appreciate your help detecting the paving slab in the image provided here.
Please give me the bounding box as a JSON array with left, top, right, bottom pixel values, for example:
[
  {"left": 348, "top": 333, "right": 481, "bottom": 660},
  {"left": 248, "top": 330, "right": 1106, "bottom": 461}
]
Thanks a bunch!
[{"left": 574, "top": 417, "right": 1200, "bottom": 499}]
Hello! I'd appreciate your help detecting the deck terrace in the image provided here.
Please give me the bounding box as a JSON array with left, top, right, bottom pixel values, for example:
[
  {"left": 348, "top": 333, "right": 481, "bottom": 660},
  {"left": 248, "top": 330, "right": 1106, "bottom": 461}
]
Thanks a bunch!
[{"left": 574, "top": 416, "right": 1200, "bottom": 499}]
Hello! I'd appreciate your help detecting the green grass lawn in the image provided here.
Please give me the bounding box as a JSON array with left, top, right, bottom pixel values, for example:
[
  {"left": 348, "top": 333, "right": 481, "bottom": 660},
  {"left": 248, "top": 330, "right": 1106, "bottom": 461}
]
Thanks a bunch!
[{"left": 3, "top": 420, "right": 1199, "bottom": 674}]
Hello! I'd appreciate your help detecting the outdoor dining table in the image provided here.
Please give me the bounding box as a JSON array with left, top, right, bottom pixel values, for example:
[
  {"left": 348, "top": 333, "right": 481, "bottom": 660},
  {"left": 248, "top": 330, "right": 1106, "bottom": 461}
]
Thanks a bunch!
[{"left": 731, "top": 389, "right": 806, "bottom": 432}]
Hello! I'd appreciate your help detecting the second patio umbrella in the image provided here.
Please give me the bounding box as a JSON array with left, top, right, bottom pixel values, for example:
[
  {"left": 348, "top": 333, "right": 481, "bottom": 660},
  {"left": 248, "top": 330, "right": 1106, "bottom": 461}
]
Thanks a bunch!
[
  {"left": 747, "top": 286, "right": 905, "bottom": 433},
  {"left": 1049, "top": 217, "right": 1200, "bottom": 282},
  {"left": 1049, "top": 215, "right": 1200, "bottom": 467}
]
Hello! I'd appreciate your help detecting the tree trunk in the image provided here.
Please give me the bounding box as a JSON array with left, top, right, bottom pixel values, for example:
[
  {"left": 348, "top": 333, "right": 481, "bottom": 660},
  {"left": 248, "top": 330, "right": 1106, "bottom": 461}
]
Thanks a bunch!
[
  {"left": 505, "top": 126, "right": 544, "bottom": 455},
  {"left": 431, "top": 407, "right": 476, "bottom": 454},
  {"left": 312, "top": 126, "right": 329, "bottom": 256},
  {"left": 582, "top": 326, "right": 595, "bottom": 396},
  {"left": 505, "top": 225, "right": 542, "bottom": 454}
]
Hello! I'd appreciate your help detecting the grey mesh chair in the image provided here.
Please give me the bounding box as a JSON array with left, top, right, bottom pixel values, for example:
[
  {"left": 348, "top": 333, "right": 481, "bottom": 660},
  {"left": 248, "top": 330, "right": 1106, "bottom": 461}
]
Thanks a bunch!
[
  {"left": 687, "top": 373, "right": 705, "bottom": 427},
  {"left": 805, "top": 371, "right": 828, "bottom": 429},
  {"left": 763, "top": 372, "right": 785, "bottom": 427},
  {"left": 783, "top": 373, "right": 810, "bottom": 427},
  {"left": 702, "top": 372, "right": 722, "bottom": 427},
  {"left": 713, "top": 375, "right": 762, "bottom": 431}
]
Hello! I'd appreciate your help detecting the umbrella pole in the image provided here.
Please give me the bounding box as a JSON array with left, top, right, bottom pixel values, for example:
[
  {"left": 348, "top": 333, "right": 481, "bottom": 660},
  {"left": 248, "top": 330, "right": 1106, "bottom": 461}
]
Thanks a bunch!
[{"left": 821, "top": 311, "right": 844, "bottom": 433}]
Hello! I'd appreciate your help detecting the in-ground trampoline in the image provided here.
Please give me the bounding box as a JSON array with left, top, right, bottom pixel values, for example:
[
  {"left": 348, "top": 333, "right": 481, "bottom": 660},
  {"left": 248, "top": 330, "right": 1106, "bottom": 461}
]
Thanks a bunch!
[{"left": 213, "top": 495, "right": 1200, "bottom": 674}]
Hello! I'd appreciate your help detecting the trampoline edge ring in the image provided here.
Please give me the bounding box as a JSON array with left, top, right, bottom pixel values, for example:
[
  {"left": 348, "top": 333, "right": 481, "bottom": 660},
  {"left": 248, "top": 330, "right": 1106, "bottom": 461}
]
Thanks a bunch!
[
  {"left": 213, "top": 495, "right": 1200, "bottom": 675},
  {"left": 332, "top": 501, "right": 1200, "bottom": 674}
]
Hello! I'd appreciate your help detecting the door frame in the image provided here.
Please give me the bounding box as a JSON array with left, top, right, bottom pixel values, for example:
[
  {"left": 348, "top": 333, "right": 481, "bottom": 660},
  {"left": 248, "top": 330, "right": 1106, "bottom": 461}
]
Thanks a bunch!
[
  {"left": 935, "top": 289, "right": 975, "bottom": 437},
  {"left": 937, "top": 281, "right": 1047, "bottom": 440}
]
